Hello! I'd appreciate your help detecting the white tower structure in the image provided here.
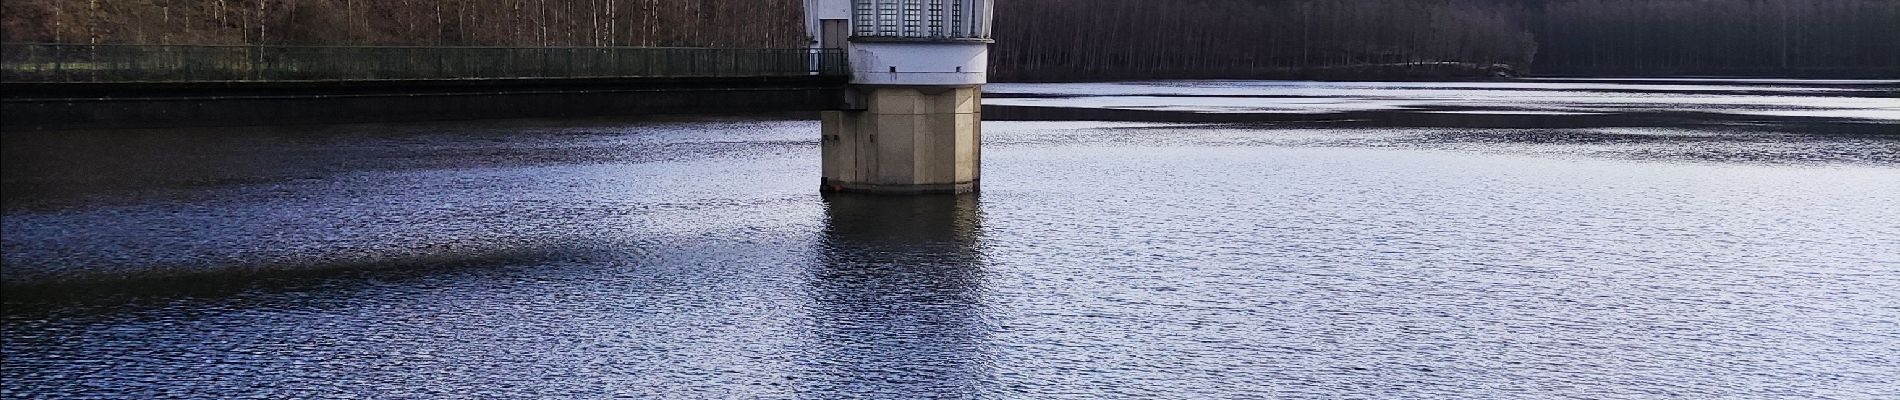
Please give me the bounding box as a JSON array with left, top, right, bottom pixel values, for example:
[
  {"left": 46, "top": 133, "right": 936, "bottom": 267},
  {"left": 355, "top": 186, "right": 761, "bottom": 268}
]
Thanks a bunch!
[{"left": 809, "top": 0, "right": 994, "bottom": 194}]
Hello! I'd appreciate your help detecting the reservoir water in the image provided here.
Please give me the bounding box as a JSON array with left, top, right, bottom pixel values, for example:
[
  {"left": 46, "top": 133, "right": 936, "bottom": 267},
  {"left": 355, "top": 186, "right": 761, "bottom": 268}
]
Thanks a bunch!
[{"left": 4, "top": 79, "right": 1898, "bottom": 398}]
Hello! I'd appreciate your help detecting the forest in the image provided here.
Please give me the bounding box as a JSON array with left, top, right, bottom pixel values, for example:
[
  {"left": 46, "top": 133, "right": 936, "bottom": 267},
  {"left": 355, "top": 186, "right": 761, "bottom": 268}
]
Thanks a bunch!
[
  {"left": 2, "top": 0, "right": 1895, "bottom": 78},
  {"left": 0, "top": 0, "right": 808, "bottom": 48},
  {"left": 1531, "top": 0, "right": 1900, "bottom": 76},
  {"left": 991, "top": 0, "right": 1539, "bottom": 80}
]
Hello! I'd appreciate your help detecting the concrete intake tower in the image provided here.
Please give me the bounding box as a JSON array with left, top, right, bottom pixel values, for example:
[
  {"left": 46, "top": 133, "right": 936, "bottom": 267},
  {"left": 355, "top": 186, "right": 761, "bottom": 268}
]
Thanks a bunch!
[{"left": 808, "top": 0, "right": 993, "bottom": 194}]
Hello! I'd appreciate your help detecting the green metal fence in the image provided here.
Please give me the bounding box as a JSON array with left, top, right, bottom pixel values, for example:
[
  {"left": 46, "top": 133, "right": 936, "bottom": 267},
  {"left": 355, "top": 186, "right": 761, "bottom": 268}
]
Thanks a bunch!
[{"left": 0, "top": 44, "right": 849, "bottom": 82}]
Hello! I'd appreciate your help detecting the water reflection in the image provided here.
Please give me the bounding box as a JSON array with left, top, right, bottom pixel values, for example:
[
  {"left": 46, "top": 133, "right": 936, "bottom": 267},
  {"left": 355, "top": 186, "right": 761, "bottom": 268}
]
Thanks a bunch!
[
  {"left": 985, "top": 78, "right": 1900, "bottom": 132},
  {"left": 805, "top": 193, "right": 993, "bottom": 397},
  {"left": 984, "top": 104, "right": 1900, "bottom": 134},
  {"left": 4, "top": 80, "right": 1897, "bottom": 398}
]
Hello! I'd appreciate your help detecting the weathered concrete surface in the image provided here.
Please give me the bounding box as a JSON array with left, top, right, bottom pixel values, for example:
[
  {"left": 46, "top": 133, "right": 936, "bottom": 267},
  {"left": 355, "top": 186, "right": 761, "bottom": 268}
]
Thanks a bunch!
[{"left": 821, "top": 86, "right": 981, "bottom": 194}]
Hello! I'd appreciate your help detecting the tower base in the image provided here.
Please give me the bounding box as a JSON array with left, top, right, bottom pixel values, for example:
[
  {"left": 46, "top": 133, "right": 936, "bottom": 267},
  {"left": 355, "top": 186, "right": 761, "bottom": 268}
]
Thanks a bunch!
[{"left": 821, "top": 86, "right": 981, "bottom": 195}]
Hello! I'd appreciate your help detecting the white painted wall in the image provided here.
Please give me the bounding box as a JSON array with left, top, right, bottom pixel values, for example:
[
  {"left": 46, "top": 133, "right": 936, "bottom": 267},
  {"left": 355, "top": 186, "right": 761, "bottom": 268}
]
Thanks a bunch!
[{"left": 848, "top": 42, "right": 989, "bottom": 86}]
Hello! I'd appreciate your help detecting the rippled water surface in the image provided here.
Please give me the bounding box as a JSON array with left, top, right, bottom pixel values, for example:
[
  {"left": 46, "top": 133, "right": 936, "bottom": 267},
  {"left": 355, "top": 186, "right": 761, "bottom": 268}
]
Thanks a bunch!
[{"left": 4, "top": 79, "right": 1899, "bottom": 399}]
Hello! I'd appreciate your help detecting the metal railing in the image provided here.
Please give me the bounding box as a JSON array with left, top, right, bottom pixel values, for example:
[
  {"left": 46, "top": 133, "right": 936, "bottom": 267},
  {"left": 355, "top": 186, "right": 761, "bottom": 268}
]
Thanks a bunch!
[{"left": 0, "top": 44, "right": 848, "bottom": 83}]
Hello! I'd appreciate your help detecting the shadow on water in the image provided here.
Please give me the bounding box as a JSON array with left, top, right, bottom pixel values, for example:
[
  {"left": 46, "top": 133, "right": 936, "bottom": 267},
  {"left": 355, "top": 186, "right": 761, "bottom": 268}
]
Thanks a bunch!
[
  {"left": 805, "top": 193, "right": 994, "bottom": 397},
  {"left": 0, "top": 245, "right": 578, "bottom": 314}
]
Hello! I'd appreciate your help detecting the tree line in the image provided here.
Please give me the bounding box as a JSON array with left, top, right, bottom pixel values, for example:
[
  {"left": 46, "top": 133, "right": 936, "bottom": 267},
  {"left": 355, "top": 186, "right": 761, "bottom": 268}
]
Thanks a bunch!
[
  {"left": 1530, "top": 0, "right": 1900, "bottom": 76},
  {"left": 2, "top": 0, "right": 1894, "bottom": 77},
  {"left": 988, "top": 0, "right": 1897, "bottom": 79},
  {"left": 990, "top": 0, "right": 1539, "bottom": 80},
  {"left": 0, "top": 0, "right": 805, "bottom": 48}
]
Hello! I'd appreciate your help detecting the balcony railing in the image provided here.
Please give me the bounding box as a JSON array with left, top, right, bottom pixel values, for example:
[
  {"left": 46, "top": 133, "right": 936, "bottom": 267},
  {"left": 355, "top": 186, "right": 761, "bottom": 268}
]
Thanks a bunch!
[{"left": 0, "top": 44, "right": 849, "bottom": 83}]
